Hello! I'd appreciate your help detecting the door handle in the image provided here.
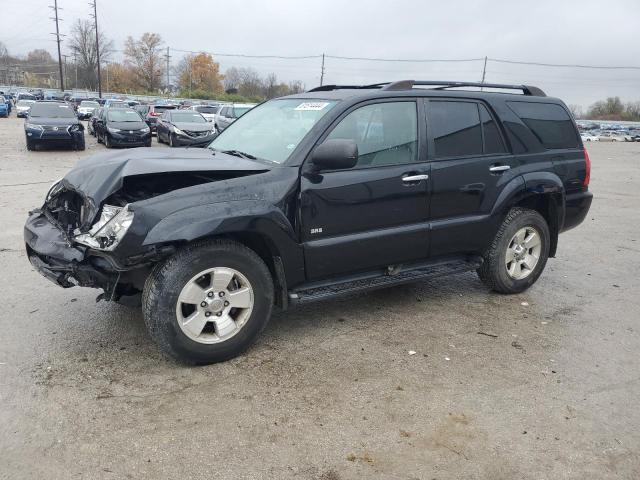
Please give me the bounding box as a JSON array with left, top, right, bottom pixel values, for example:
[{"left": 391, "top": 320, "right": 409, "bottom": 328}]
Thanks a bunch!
[
  {"left": 489, "top": 165, "right": 510, "bottom": 173},
  {"left": 402, "top": 174, "right": 429, "bottom": 182}
]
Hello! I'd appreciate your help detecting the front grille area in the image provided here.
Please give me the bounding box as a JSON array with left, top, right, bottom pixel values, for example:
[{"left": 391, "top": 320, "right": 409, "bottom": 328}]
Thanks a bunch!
[{"left": 184, "top": 130, "right": 210, "bottom": 138}]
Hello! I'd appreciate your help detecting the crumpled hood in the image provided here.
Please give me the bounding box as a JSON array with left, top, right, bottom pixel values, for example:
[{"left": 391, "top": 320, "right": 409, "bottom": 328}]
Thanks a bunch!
[{"left": 56, "top": 148, "right": 271, "bottom": 227}]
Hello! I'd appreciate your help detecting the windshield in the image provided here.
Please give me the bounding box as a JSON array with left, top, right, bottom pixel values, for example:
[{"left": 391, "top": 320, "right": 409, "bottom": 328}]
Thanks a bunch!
[
  {"left": 171, "top": 112, "right": 207, "bottom": 123},
  {"left": 107, "top": 102, "right": 128, "bottom": 108},
  {"left": 80, "top": 101, "right": 99, "bottom": 107},
  {"left": 29, "top": 103, "right": 76, "bottom": 118},
  {"left": 210, "top": 99, "right": 337, "bottom": 163},
  {"left": 196, "top": 106, "right": 219, "bottom": 114},
  {"left": 107, "top": 109, "right": 142, "bottom": 122}
]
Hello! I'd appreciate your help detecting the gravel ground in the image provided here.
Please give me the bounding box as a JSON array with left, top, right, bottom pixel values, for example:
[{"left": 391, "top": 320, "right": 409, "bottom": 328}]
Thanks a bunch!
[{"left": 0, "top": 114, "right": 639, "bottom": 480}]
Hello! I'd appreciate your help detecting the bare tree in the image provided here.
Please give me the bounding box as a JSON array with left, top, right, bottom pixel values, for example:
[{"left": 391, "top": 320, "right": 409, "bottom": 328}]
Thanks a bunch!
[
  {"left": 124, "top": 33, "right": 164, "bottom": 92},
  {"left": 568, "top": 104, "right": 583, "bottom": 119},
  {"left": 68, "top": 19, "right": 114, "bottom": 89},
  {"left": 0, "top": 41, "right": 8, "bottom": 60}
]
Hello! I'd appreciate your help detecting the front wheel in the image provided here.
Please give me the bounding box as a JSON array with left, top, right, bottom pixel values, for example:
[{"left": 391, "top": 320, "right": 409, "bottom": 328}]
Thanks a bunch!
[
  {"left": 142, "top": 239, "right": 274, "bottom": 364},
  {"left": 477, "top": 207, "right": 550, "bottom": 294},
  {"left": 104, "top": 134, "right": 112, "bottom": 148},
  {"left": 169, "top": 133, "right": 176, "bottom": 147}
]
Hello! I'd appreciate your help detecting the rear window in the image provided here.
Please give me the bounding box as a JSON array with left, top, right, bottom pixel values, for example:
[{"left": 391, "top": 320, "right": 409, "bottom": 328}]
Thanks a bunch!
[
  {"left": 195, "top": 106, "right": 219, "bottom": 114},
  {"left": 153, "top": 105, "right": 176, "bottom": 113},
  {"left": 507, "top": 101, "right": 579, "bottom": 149}
]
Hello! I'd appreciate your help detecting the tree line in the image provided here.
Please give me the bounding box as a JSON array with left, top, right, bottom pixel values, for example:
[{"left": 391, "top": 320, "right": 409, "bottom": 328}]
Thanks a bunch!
[
  {"left": 1, "top": 23, "right": 305, "bottom": 102},
  {"left": 569, "top": 97, "right": 640, "bottom": 121}
]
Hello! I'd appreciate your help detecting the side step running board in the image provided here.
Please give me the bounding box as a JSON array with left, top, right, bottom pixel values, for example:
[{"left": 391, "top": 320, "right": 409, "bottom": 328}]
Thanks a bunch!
[{"left": 289, "top": 257, "right": 482, "bottom": 304}]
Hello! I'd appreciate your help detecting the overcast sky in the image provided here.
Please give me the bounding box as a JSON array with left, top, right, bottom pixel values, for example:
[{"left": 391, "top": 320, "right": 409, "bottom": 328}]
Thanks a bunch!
[{"left": 3, "top": 0, "right": 640, "bottom": 108}]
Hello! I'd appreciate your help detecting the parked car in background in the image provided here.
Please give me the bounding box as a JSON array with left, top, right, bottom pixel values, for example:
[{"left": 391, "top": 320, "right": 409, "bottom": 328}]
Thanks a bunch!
[
  {"left": 156, "top": 110, "right": 215, "bottom": 147},
  {"left": 214, "top": 103, "right": 256, "bottom": 132},
  {"left": 598, "top": 131, "right": 629, "bottom": 142},
  {"left": 87, "top": 107, "right": 104, "bottom": 136},
  {"left": 136, "top": 104, "right": 177, "bottom": 134},
  {"left": 189, "top": 104, "right": 221, "bottom": 122},
  {"left": 0, "top": 96, "right": 9, "bottom": 117},
  {"left": 16, "top": 92, "right": 37, "bottom": 103},
  {"left": 77, "top": 100, "right": 100, "bottom": 120},
  {"left": 16, "top": 99, "right": 36, "bottom": 118},
  {"left": 94, "top": 108, "right": 152, "bottom": 148},
  {"left": 24, "top": 101, "right": 85, "bottom": 151},
  {"left": 580, "top": 132, "right": 599, "bottom": 142}
]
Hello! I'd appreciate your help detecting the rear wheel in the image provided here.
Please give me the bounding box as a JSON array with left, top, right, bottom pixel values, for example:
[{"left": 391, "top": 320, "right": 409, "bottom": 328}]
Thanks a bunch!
[
  {"left": 142, "top": 239, "right": 274, "bottom": 364},
  {"left": 477, "top": 207, "right": 550, "bottom": 294}
]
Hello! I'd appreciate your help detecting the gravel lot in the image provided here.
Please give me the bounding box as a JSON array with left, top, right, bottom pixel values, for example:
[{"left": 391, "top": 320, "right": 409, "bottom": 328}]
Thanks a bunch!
[{"left": 1, "top": 113, "right": 639, "bottom": 480}]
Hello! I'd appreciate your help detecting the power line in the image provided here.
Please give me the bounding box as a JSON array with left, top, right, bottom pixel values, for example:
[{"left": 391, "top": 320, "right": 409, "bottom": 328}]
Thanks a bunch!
[{"left": 489, "top": 58, "right": 640, "bottom": 70}]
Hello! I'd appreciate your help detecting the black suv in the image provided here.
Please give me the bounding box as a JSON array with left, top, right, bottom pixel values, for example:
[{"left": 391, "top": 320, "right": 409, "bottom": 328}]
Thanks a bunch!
[{"left": 24, "top": 80, "right": 592, "bottom": 364}]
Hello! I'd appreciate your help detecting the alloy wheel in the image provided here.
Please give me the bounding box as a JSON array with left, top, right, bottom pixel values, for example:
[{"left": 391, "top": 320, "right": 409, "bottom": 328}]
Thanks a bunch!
[
  {"left": 175, "top": 267, "right": 254, "bottom": 344},
  {"left": 505, "top": 226, "right": 542, "bottom": 280}
]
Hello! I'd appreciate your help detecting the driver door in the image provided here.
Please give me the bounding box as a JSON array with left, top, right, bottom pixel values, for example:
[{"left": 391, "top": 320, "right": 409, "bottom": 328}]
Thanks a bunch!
[{"left": 300, "top": 99, "right": 430, "bottom": 280}]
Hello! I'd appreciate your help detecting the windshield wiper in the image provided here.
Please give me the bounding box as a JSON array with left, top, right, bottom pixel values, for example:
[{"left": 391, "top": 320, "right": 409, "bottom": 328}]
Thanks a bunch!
[{"left": 221, "top": 149, "right": 257, "bottom": 160}]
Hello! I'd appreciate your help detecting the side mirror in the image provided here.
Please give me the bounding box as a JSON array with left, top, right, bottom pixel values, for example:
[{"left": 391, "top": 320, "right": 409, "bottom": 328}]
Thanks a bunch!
[{"left": 311, "top": 139, "right": 358, "bottom": 171}]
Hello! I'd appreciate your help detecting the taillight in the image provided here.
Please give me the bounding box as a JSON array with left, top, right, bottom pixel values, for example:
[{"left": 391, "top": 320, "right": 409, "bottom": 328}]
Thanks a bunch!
[
  {"left": 583, "top": 147, "right": 591, "bottom": 187},
  {"left": 149, "top": 111, "right": 159, "bottom": 117}
]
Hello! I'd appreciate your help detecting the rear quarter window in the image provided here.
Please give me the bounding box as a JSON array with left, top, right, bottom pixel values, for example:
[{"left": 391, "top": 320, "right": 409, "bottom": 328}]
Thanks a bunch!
[{"left": 507, "top": 101, "right": 579, "bottom": 150}]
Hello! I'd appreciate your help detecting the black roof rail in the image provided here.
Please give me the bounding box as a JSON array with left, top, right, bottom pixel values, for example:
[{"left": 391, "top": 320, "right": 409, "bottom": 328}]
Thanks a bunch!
[
  {"left": 307, "top": 84, "right": 382, "bottom": 92},
  {"left": 381, "top": 80, "right": 546, "bottom": 96},
  {"left": 308, "top": 80, "right": 546, "bottom": 96}
]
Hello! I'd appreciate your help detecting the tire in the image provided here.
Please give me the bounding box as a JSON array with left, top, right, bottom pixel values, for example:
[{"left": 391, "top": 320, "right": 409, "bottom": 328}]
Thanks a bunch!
[
  {"left": 97, "top": 131, "right": 102, "bottom": 143},
  {"left": 145, "top": 139, "right": 152, "bottom": 147},
  {"left": 142, "top": 239, "right": 274, "bottom": 364},
  {"left": 157, "top": 131, "right": 164, "bottom": 144},
  {"left": 169, "top": 133, "right": 176, "bottom": 147},
  {"left": 26, "top": 138, "right": 34, "bottom": 151},
  {"left": 104, "top": 134, "right": 112, "bottom": 148},
  {"left": 477, "top": 207, "right": 550, "bottom": 294},
  {"left": 76, "top": 138, "right": 86, "bottom": 151}
]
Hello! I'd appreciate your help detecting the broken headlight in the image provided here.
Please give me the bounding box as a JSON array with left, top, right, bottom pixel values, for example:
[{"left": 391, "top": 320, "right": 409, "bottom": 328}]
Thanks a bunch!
[{"left": 74, "top": 204, "right": 134, "bottom": 251}]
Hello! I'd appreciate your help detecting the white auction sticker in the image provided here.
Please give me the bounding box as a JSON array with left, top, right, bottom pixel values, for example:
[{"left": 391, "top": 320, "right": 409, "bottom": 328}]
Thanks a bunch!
[{"left": 295, "top": 102, "right": 330, "bottom": 111}]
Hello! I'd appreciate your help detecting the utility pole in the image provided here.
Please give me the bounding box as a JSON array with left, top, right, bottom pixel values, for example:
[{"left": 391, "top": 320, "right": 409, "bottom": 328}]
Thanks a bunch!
[
  {"left": 165, "top": 46, "right": 171, "bottom": 94},
  {"left": 320, "top": 53, "right": 325, "bottom": 86},
  {"left": 62, "top": 54, "right": 68, "bottom": 89},
  {"left": 89, "top": 0, "right": 102, "bottom": 98},
  {"left": 49, "top": 0, "right": 64, "bottom": 91},
  {"left": 73, "top": 52, "right": 78, "bottom": 89}
]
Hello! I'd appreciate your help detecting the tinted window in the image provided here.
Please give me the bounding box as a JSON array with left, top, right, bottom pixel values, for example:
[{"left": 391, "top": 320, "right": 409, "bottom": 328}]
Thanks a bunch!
[
  {"left": 29, "top": 102, "right": 76, "bottom": 118},
  {"left": 507, "top": 101, "right": 579, "bottom": 149},
  {"left": 196, "top": 106, "right": 218, "bottom": 114},
  {"left": 430, "top": 101, "right": 482, "bottom": 158},
  {"left": 479, "top": 104, "right": 507, "bottom": 154},
  {"left": 153, "top": 105, "right": 175, "bottom": 114},
  {"left": 326, "top": 101, "right": 418, "bottom": 167}
]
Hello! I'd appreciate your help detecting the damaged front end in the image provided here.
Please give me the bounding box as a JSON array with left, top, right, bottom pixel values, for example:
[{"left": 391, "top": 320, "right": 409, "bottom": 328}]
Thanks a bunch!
[{"left": 25, "top": 151, "right": 272, "bottom": 302}]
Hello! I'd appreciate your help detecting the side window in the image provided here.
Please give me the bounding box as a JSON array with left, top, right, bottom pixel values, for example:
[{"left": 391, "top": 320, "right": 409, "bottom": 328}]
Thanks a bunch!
[
  {"left": 221, "top": 107, "right": 229, "bottom": 117},
  {"left": 430, "top": 101, "right": 482, "bottom": 158},
  {"left": 507, "top": 101, "right": 579, "bottom": 149},
  {"left": 479, "top": 104, "right": 507, "bottom": 154},
  {"left": 325, "top": 101, "right": 418, "bottom": 167}
]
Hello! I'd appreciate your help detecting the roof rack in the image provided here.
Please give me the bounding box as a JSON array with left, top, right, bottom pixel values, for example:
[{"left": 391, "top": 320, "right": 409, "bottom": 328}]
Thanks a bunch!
[{"left": 308, "top": 80, "right": 546, "bottom": 97}]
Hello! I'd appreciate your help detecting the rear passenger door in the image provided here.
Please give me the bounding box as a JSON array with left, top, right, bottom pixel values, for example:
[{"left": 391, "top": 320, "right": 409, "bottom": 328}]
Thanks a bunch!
[{"left": 426, "top": 99, "right": 517, "bottom": 257}]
